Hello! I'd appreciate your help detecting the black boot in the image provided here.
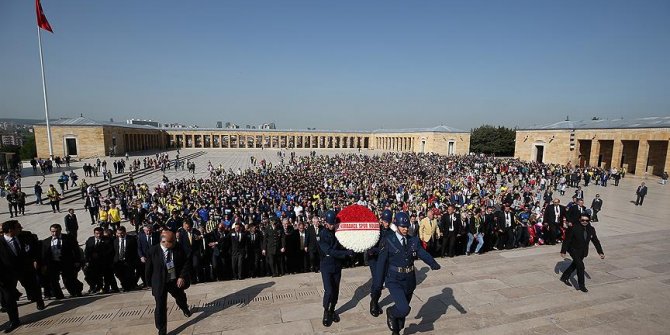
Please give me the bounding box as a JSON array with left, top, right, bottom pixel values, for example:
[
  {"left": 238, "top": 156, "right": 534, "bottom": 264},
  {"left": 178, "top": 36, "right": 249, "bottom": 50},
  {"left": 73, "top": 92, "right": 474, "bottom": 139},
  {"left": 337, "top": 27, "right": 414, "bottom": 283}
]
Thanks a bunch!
[
  {"left": 386, "top": 307, "right": 400, "bottom": 335},
  {"left": 329, "top": 303, "right": 340, "bottom": 323},
  {"left": 322, "top": 308, "right": 332, "bottom": 327}
]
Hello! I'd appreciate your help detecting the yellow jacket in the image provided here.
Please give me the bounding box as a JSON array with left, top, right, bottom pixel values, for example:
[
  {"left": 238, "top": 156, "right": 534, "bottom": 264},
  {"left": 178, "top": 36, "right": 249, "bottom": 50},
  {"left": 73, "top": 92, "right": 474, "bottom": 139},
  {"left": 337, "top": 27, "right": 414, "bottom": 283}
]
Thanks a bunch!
[
  {"left": 99, "top": 210, "right": 108, "bottom": 222},
  {"left": 419, "top": 217, "right": 441, "bottom": 243}
]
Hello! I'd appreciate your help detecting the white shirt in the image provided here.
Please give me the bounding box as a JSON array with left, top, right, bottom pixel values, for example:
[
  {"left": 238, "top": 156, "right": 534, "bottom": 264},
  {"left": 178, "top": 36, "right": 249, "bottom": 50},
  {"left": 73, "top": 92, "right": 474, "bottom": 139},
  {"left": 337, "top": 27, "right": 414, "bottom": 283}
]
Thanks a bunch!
[{"left": 51, "top": 237, "right": 62, "bottom": 261}]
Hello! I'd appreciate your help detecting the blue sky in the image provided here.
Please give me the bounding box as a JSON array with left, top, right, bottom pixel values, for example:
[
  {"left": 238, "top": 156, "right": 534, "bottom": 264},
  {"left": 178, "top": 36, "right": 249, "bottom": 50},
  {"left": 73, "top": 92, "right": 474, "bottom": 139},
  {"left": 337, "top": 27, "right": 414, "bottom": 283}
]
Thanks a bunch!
[{"left": 1, "top": 0, "right": 669, "bottom": 130}]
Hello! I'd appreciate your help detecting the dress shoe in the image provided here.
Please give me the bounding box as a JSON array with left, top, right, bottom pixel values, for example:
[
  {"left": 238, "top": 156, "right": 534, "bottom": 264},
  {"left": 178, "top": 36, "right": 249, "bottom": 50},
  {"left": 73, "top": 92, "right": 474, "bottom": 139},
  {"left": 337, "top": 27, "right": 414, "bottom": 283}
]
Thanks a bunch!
[
  {"left": 560, "top": 277, "right": 572, "bottom": 287},
  {"left": 36, "top": 300, "right": 45, "bottom": 311},
  {"left": 4, "top": 321, "right": 20, "bottom": 333},
  {"left": 579, "top": 287, "right": 589, "bottom": 293},
  {"left": 322, "top": 308, "right": 332, "bottom": 327},
  {"left": 182, "top": 308, "right": 192, "bottom": 318}
]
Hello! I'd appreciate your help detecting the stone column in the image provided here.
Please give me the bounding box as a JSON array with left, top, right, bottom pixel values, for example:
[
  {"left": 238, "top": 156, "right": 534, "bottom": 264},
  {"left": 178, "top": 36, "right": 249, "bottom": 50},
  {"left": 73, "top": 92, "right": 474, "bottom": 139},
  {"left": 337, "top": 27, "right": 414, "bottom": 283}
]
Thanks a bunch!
[
  {"left": 635, "top": 140, "right": 649, "bottom": 175},
  {"left": 611, "top": 140, "right": 623, "bottom": 169},
  {"left": 589, "top": 140, "right": 600, "bottom": 167}
]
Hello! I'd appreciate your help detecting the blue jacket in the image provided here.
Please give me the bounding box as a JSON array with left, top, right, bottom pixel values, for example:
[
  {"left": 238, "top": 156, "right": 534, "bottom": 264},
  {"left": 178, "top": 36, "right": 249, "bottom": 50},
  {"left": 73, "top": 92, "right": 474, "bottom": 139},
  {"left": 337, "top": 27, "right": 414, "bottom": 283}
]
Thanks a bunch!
[
  {"left": 373, "top": 233, "right": 438, "bottom": 292},
  {"left": 318, "top": 228, "right": 350, "bottom": 273}
]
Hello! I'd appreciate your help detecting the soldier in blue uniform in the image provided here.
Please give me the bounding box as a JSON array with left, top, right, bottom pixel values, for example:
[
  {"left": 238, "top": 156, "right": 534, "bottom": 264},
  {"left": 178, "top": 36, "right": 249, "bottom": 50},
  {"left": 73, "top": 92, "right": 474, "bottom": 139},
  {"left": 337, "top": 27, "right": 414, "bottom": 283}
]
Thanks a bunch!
[
  {"left": 372, "top": 212, "right": 441, "bottom": 335},
  {"left": 367, "top": 209, "right": 393, "bottom": 317},
  {"left": 319, "top": 210, "right": 354, "bottom": 327}
]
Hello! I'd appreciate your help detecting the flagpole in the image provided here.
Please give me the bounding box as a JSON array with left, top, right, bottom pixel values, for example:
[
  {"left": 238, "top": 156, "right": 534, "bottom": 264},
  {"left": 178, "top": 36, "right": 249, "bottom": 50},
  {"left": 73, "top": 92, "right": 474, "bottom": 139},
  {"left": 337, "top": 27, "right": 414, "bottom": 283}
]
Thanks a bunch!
[{"left": 37, "top": 26, "right": 54, "bottom": 158}]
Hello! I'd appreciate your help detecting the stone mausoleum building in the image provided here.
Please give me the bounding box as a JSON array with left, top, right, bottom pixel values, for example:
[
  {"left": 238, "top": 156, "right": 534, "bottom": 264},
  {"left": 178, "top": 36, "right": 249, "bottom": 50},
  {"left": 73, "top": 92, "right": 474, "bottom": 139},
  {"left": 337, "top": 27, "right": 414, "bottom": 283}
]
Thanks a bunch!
[
  {"left": 34, "top": 117, "right": 470, "bottom": 158},
  {"left": 515, "top": 116, "right": 670, "bottom": 176}
]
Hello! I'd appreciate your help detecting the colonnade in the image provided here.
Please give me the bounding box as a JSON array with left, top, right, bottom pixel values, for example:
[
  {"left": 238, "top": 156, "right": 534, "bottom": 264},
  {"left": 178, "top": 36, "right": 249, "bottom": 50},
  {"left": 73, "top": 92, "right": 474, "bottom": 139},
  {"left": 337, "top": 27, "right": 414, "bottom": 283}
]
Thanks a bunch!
[
  {"left": 374, "top": 136, "right": 415, "bottom": 151},
  {"left": 170, "top": 133, "right": 371, "bottom": 150}
]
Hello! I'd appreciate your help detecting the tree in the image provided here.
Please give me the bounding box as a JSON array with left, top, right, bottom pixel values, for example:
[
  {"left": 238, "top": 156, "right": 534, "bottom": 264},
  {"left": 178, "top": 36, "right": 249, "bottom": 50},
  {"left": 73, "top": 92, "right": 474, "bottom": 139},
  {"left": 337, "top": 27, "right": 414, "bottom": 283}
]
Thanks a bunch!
[
  {"left": 470, "top": 125, "right": 516, "bottom": 156},
  {"left": 19, "top": 132, "right": 37, "bottom": 160}
]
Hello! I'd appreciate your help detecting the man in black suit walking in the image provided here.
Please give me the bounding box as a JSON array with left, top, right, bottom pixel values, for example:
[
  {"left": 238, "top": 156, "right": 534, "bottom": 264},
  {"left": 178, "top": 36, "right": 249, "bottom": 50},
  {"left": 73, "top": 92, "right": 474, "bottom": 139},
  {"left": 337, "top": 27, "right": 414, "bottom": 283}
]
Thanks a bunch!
[
  {"left": 635, "top": 182, "right": 648, "bottom": 206},
  {"left": 64, "top": 209, "right": 79, "bottom": 243},
  {"left": 146, "top": 230, "right": 192, "bottom": 335},
  {"left": 560, "top": 215, "right": 605, "bottom": 292},
  {"left": 440, "top": 205, "right": 460, "bottom": 257},
  {"left": 246, "top": 224, "right": 264, "bottom": 278},
  {"left": 177, "top": 220, "right": 203, "bottom": 284},
  {"left": 41, "top": 224, "right": 83, "bottom": 299},
  {"left": 0, "top": 220, "right": 45, "bottom": 333},
  {"left": 113, "top": 226, "right": 139, "bottom": 291},
  {"left": 590, "top": 194, "right": 603, "bottom": 222}
]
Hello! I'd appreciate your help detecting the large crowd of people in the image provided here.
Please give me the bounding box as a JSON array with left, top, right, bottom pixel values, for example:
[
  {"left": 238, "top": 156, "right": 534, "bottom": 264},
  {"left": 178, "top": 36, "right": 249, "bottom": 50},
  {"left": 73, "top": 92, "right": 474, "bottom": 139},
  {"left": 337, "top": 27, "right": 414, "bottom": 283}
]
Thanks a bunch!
[{"left": 2, "top": 152, "right": 625, "bottom": 301}]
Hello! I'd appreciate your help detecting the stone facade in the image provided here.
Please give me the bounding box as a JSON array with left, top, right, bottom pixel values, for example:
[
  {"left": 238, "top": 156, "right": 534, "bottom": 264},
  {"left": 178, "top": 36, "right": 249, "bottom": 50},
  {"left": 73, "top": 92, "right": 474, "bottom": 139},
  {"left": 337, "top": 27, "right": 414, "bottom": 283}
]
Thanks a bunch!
[
  {"left": 515, "top": 128, "right": 670, "bottom": 176},
  {"left": 34, "top": 122, "right": 167, "bottom": 159},
  {"left": 165, "top": 129, "right": 470, "bottom": 156}
]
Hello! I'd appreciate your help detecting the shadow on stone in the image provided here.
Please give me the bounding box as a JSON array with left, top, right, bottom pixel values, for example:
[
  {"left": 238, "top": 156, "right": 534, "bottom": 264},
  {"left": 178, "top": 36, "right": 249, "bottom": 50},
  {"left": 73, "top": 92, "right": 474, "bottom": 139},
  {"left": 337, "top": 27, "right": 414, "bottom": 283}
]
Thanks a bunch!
[
  {"left": 17, "top": 295, "right": 106, "bottom": 326},
  {"left": 405, "top": 287, "right": 466, "bottom": 334},
  {"left": 379, "top": 267, "right": 429, "bottom": 309},
  {"left": 169, "top": 281, "right": 275, "bottom": 335},
  {"left": 337, "top": 278, "right": 372, "bottom": 313},
  {"left": 555, "top": 259, "right": 591, "bottom": 287}
]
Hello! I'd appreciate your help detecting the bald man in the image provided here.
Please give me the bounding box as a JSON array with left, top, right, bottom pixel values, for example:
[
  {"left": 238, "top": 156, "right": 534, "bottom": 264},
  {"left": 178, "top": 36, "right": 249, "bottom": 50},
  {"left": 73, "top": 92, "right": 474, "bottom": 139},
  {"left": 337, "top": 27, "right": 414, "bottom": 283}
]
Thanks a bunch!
[{"left": 146, "top": 230, "right": 192, "bottom": 335}]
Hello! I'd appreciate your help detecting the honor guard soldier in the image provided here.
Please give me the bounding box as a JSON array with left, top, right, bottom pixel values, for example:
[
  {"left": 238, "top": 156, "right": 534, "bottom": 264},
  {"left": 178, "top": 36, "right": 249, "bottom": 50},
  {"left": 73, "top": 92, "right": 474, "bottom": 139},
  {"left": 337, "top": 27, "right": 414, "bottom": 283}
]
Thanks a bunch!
[
  {"left": 367, "top": 209, "right": 393, "bottom": 317},
  {"left": 319, "top": 210, "right": 354, "bottom": 327},
  {"left": 372, "top": 212, "right": 441, "bottom": 335}
]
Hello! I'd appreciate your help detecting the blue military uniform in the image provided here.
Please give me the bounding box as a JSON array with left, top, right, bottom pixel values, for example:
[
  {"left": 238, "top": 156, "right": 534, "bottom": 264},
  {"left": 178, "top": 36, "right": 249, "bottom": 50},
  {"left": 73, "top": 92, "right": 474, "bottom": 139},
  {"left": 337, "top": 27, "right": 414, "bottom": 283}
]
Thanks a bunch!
[
  {"left": 319, "top": 210, "right": 353, "bottom": 327},
  {"left": 372, "top": 212, "right": 440, "bottom": 335},
  {"left": 367, "top": 209, "right": 394, "bottom": 317}
]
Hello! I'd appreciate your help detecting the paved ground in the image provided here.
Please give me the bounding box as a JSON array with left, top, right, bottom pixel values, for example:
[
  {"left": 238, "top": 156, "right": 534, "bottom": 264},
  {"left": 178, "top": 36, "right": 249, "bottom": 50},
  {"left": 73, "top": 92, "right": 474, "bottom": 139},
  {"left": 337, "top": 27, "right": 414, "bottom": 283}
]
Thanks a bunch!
[{"left": 1, "top": 149, "right": 670, "bottom": 334}]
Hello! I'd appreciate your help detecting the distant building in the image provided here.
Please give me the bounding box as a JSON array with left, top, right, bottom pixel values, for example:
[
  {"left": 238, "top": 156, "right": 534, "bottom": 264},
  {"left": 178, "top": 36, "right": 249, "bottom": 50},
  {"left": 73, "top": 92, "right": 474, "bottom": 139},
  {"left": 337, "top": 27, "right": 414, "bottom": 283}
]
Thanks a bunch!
[
  {"left": 127, "top": 119, "right": 160, "bottom": 127},
  {"left": 216, "top": 121, "right": 223, "bottom": 128},
  {"left": 1, "top": 134, "right": 23, "bottom": 146},
  {"left": 259, "top": 123, "right": 276, "bottom": 130}
]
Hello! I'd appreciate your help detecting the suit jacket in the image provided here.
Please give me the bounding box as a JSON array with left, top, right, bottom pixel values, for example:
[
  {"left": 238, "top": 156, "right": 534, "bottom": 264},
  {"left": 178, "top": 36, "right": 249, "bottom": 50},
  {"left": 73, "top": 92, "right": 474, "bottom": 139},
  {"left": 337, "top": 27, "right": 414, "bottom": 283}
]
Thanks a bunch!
[
  {"left": 137, "top": 232, "right": 161, "bottom": 259},
  {"left": 0, "top": 237, "right": 26, "bottom": 284},
  {"left": 591, "top": 198, "right": 603, "bottom": 211},
  {"left": 229, "top": 231, "right": 247, "bottom": 257},
  {"left": 84, "top": 195, "right": 100, "bottom": 209},
  {"left": 543, "top": 204, "right": 566, "bottom": 225},
  {"left": 498, "top": 211, "right": 517, "bottom": 230},
  {"left": 567, "top": 205, "right": 588, "bottom": 225},
  {"left": 112, "top": 235, "right": 139, "bottom": 265},
  {"left": 263, "top": 225, "right": 285, "bottom": 255},
  {"left": 41, "top": 234, "right": 81, "bottom": 267},
  {"left": 205, "top": 230, "right": 226, "bottom": 257},
  {"left": 306, "top": 225, "right": 322, "bottom": 253},
  {"left": 636, "top": 186, "right": 648, "bottom": 196},
  {"left": 64, "top": 214, "right": 79, "bottom": 233},
  {"left": 561, "top": 223, "right": 604, "bottom": 258},
  {"left": 177, "top": 228, "right": 203, "bottom": 257},
  {"left": 440, "top": 213, "right": 461, "bottom": 235},
  {"left": 84, "top": 236, "right": 112, "bottom": 264},
  {"left": 247, "top": 231, "right": 263, "bottom": 254},
  {"left": 145, "top": 244, "right": 191, "bottom": 296}
]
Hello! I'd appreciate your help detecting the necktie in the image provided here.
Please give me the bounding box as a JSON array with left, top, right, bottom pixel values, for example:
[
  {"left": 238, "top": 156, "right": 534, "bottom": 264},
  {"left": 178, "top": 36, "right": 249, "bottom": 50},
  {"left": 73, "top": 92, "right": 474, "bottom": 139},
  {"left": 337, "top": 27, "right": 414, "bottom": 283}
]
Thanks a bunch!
[
  {"left": 583, "top": 230, "right": 588, "bottom": 242},
  {"left": 56, "top": 238, "right": 61, "bottom": 249},
  {"left": 148, "top": 236, "right": 151, "bottom": 245},
  {"left": 402, "top": 237, "right": 407, "bottom": 248},
  {"left": 188, "top": 232, "right": 192, "bottom": 244},
  {"left": 95, "top": 239, "right": 99, "bottom": 246},
  {"left": 11, "top": 237, "right": 20, "bottom": 256},
  {"left": 238, "top": 233, "right": 241, "bottom": 242},
  {"left": 120, "top": 239, "right": 125, "bottom": 260},
  {"left": 251, "top": 234, "right": 255, "bottom": 242}
]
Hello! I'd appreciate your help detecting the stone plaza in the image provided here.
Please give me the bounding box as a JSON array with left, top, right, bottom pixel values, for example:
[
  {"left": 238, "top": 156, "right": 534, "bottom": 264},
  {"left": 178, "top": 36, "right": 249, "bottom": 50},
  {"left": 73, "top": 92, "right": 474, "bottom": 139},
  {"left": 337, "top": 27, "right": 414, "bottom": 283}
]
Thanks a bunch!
[{"left": 1, "top": 149, "right": 670, "bottom": 334}]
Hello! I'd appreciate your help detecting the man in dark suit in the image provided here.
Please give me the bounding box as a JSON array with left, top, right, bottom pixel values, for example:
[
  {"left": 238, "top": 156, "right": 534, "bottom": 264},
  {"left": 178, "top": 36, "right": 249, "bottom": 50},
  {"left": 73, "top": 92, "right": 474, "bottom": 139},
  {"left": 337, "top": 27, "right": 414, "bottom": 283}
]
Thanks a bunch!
[
  {"left": 1, "top": 220, "right": 45, "bottom": 333},
  {"left": 246, "top": 224, "right": 264, "bottom": 278},
  {"left": 543, "top": 199, "right": 566, "bottom": 245},
  {"left": 229, "top": 222, "right": 247, "bottom": 280},
  {"left": 498, "top": 205, "right": 517, "bottom": 249},
  {"left": 177, "top": 220, "right": 203, "bottom": 283},
  {"left": 84, "top": 227, "right": 110, "bottom": 294},
  {"left": 635, "top": 182, "right": 648, "bottom": 206},
  {"left": 306, "top": 216, "right": 322, "bottom": 273},
  {"left": 567, "top": 198, "right": 588, "bottom": 226},
  {"left": 560, "top": 215, "right": 605, "bottom": 292},
  {"left": 204, "top": 223, "right": 227, "bottom": 281},
  {"left": 146, "top": 230, "right": 192, "bottom": 335},
  {"left": 64, "top": 208, "right": 79, "bottom": 243},
  {"left": 262, "top": 218, "right": 285, "bottom": 277},
  {"left": 439, "top": 205, "right": 460, "bottom": 257},
  {"left": 296, "top": 222, "right": 310, "bottom": 273},
  {"left": 137, "top": 225, "right": 160, "bottom": 288},
  {"left": 574, "top": 187, "right": 584, "bottom": 201},
  {"left": 591, "top": 194, "right": 603, "bottom": 222},
  {"left": 15, "top": 223, "right": 44, "bottom": 304},
  {"left": 112, "top": 226, "right": 139, "bottom": 291},
  {"left": 41, "top": 224, "right": 83, "bottom": 299},
  {"left": 84, "top": 193, "right": 100, "bottom": 225}
]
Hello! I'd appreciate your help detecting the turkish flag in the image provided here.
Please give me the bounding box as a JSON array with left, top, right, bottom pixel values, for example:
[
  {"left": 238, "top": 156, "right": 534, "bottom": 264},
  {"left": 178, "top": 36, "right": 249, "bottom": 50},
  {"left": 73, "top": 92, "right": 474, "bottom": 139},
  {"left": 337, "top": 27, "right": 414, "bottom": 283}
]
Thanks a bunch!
[{"left": 36, "top": 0, "right": 53, "bottom": 33}]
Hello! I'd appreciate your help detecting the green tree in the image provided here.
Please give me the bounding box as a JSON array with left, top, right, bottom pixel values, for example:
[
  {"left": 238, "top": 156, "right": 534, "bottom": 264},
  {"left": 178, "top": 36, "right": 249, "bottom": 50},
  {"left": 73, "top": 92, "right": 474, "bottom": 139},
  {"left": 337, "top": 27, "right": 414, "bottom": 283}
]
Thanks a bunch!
[
  {"left": 20, "top": 132, "right": 37, "bottom": 160},
  {"left": 470, "top": 125, "right": 516, "bottom": 156}
]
